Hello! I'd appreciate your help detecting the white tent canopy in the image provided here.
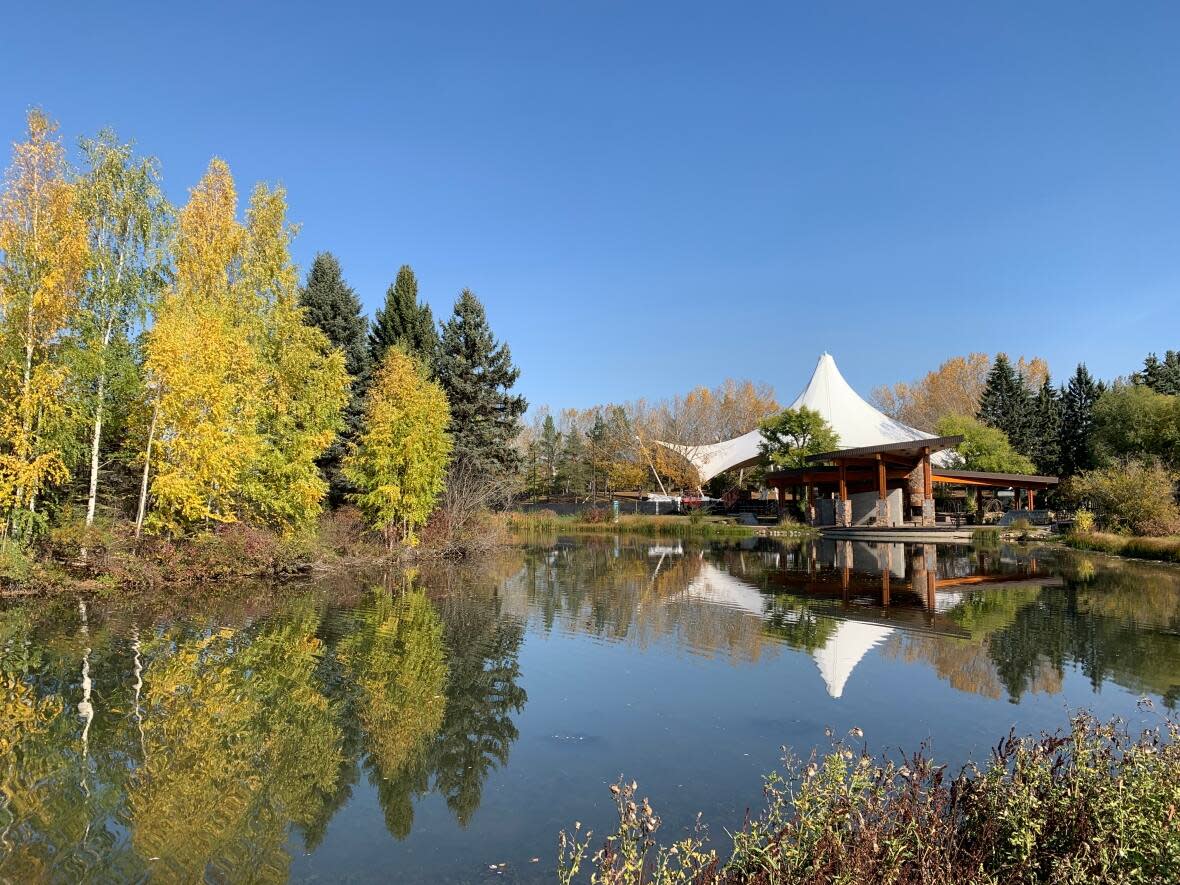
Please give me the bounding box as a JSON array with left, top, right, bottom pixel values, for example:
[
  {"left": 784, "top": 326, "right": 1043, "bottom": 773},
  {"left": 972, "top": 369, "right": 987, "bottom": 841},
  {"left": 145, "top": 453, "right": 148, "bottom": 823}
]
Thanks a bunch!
[{"left": 659, "top": 353, "right": 940, "bottom": 483}]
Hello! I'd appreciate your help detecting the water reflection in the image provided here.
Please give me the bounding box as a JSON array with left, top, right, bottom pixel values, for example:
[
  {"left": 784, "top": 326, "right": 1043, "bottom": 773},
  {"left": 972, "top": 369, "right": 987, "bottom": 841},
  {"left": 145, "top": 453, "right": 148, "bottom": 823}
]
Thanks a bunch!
[{"left": 2, "top": 538, "right": 1180, "bottom": 881}]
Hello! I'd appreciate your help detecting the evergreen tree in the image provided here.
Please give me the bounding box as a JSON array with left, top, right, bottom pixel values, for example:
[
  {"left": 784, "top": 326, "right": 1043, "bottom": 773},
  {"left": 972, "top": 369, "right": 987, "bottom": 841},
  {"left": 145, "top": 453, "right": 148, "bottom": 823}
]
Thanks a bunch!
[
  {"left": 368, "top": 265, "right": 438, "bottom": 371},
  {"left": 977, "top": 354, "right": 1033, "bottom": 455},
  {"left": 558, "top": 428, "right": 587, "bottom": 497},
  {"left": 300, "top": 253, "right": 367, "bottom": 379},
  {"left": 1059, "top": 363, "right": 1103, "bottom": 477},
  {"left": 1134, "top": 350, "right": 1180, "bottom": 395},
  {"left": 1029, "top": 377, "right": 1062, "bottom": 475},
  {"left": 436, "top": 289, "right": 526, "bottom": 478},
  {"left": 537, "top": 415, "right": 561, "bottom": 494},
  {"left": 299, "top": 253, "right": 368, "bottom": 505}
]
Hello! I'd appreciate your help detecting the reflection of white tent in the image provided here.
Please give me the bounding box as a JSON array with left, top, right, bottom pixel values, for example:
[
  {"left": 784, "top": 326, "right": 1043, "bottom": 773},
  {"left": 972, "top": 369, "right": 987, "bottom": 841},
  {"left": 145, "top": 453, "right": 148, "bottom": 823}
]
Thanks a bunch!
[
  {"left": 660, "top": 353, "right": 941, "bottom": 483},
  {"left": 811, "top": 620, "right": 894, "bottom": 699},
  {"left": 668, "top": 561, "right": 768, "bottom": 618}
]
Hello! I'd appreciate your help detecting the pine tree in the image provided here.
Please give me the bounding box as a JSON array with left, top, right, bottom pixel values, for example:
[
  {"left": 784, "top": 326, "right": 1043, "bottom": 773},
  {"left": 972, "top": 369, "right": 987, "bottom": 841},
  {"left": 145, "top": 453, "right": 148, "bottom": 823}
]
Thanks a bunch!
[
  {"left": 343, "top": 347, "right": 452, "bottom": 548},
  {"left": 436, "top": 288, "right": 526, "bottom": 478},
  {"left": 299, "top": 252, "right": 368, "bottom": 505},
  {"left": 977, "top": 354, "right": 1033, "bottom": 455},
  {"left": 537, "top": 415, "right": 561, "bottom": 494},
  {"left": 1059, "top": 363, "right": 1103, "bottom": 477},
  {"left": 558, "top": 427, "right": 587, "bottom": 497},
  {"left": 368, "top": 265, "right": 438, "bottom": 371},
  {"left": 1134, "top": 351, "right": 1180, "bottom": 395},
  {"left": 1028, "top": 377, "right": 1061, "bottom": 475}
]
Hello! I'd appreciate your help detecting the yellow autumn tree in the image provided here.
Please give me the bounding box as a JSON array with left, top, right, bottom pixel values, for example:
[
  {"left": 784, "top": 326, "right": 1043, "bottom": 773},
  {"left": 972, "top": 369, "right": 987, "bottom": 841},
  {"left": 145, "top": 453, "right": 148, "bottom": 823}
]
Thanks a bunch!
[
  {"left": 0, "top": 109, "right": 88, "bottom": 543},
  {"left": 238, "top": 184, "right": 348, "bottom": 532},
  {"left": 140, "top": 159, "right": 261, "bottom": 534},
  {"left": 344, "top": 347, "right": 452, "bottom": 548}
]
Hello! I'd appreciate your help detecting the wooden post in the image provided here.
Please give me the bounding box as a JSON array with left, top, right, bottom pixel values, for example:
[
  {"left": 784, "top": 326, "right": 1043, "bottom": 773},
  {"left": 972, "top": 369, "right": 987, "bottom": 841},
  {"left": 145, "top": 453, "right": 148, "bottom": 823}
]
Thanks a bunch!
[
  {"left": 881, "top": 568, "right": 890, "bottom": 606},
  {"left": 1026, "top": 488, "right": 1035, "bottom": 510},
  {"left": 838, "top": 463, "right": 848, "bottom": 500},
  {"left": 876, "top": 454, "right": 886, "bottom": 499},
  {"left": 922, "top": 447, "right": 932, "bottom": 499}
]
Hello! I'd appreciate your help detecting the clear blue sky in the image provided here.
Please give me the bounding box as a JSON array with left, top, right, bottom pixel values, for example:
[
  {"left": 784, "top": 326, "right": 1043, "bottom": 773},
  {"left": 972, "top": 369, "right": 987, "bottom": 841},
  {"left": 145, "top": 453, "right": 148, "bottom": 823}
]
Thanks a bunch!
[{"left": 5, "top": 2, "right": 1178, "bottom": 412}]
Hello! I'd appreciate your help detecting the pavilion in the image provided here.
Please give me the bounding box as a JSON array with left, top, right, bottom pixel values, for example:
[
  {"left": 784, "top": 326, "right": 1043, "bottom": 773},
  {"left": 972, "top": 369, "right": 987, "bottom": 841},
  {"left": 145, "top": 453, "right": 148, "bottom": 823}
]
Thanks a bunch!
[{"left": 658, "top": 353, "right": 1057, "bottom": 529}]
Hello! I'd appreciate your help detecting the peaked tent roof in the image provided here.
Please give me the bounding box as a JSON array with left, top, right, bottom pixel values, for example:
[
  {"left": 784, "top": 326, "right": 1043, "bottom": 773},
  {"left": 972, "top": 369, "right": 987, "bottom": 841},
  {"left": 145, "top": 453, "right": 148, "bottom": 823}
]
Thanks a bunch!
[{"left": 659, "top": 353, "right": 940, "bottom": 483}]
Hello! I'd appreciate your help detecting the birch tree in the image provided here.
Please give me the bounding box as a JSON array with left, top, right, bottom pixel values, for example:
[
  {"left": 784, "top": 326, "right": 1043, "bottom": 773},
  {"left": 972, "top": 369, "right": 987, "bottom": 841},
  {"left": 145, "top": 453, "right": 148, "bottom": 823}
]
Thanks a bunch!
[
  {"left": 0, "top": 110, "right": 88, "bottom": 543},
  {"left": 75, "top": 130, "right": 169, "bottom": 531}
]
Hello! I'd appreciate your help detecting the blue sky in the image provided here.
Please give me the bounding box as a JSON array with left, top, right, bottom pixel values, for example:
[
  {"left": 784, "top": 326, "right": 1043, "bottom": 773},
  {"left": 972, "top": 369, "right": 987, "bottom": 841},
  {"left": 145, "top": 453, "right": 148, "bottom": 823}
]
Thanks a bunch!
[{"left": 4, "top": 2, "right": 1178, "bottom": 412}]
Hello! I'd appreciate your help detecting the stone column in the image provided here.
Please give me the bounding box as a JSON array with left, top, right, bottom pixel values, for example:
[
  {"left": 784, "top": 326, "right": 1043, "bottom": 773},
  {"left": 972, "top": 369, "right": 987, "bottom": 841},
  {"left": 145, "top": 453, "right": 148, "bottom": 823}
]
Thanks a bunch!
[{"left": 836, "top": 499, "right": 852, "bottom": 527}]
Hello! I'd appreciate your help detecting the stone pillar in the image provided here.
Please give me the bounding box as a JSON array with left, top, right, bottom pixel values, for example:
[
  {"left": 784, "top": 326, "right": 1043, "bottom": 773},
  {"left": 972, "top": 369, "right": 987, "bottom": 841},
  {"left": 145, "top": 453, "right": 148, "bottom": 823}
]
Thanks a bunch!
[
  {"left": 876, "top": 497, "right": 892, "bottom": 527},
  {"left": 921, "top": 498, "right": 935, "bottom": 527},
  {"left": 836, "top": 499, "right": 852, "bottom": 527}
]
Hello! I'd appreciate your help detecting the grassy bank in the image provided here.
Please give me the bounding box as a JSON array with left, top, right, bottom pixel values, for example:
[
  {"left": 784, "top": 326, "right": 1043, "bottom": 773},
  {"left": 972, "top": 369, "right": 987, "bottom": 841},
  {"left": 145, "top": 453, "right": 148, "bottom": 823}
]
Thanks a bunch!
[
  {"left": 1063, "top": 531, "right": 1180, "bottom": 564},
  {"left": 0, "top": 506, "right": 512, "bottom": 596},
  {"left": 559, "top": 709, "right": 1180, "bottom": 884},
  {"left": 507, "top": 510, "right": 815, "bottom": 540}
]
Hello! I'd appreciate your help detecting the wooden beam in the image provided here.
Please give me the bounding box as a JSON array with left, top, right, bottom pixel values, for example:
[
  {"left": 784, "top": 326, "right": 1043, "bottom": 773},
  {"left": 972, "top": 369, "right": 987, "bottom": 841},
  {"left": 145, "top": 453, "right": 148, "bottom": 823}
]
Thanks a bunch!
[
  {"left": 922, "top": 447, "right": 932, "bottom": 499},
  {"left": 876, "top": 454, "right": 887, "bottom": 500},
  {"left": 838, "top": 463, "right": 848, "bottom": 500}
]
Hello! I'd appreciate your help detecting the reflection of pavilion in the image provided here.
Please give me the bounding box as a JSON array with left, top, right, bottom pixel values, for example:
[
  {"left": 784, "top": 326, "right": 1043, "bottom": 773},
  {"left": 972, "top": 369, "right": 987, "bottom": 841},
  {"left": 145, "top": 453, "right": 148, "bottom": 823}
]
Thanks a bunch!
[{"left": 706, "top": 541, "right": 1060, "bottom": 699}]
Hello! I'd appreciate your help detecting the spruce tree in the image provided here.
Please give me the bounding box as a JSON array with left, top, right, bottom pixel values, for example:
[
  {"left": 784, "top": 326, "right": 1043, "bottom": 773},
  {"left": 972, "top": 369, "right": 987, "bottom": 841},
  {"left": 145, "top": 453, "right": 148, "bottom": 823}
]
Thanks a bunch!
[
  {"left": 1134, "top": 351, "right": 1180, "bottom": 395},
  {"left": 1059, "top": 363, "right": 1103, "bottom": 477},
  {"left": 368, "top": 264, "right": 439, "bottom": 371},
  {"left": 436, "top": 288, "right": 527, "bottom": 478},
  {"left": 977, "top": 354, "right": 1033, "bottom": 455},
  {"left": 1029, "top": 377, "right": 1061, "bottom": 475},
  {"left": 299, "top": 252, "right": 369, "bottom": 506},
  {"left": 538, "top": 415, "right": 562, "bottom": 494}
]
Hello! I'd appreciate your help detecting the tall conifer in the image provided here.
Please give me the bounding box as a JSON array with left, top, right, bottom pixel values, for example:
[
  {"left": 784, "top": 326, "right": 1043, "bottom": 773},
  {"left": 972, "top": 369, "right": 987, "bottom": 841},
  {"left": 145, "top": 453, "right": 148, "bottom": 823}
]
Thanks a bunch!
[
  {"left": 1059, "top": 363, "right": 1103, "bottom": 476},
  {"left": 436, "top": 289, "right": 526, "bottom": 478},
  {"left": 300, "top": 252, "right": 368, "bottom": 505},
  {"left": 977, "top": 354, "right": 1033, "bottom": 455},
  {"left": 1029, "top": 377, "right": 1061, "bottom": 475},
  {"left": 368, "top": 265, "right": 438, "bottom": 371}
]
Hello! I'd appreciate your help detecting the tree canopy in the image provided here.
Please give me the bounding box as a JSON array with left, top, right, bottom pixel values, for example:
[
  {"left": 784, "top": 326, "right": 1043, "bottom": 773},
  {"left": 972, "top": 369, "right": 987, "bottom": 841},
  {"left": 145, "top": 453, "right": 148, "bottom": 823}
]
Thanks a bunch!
[
  {"left": 936, "top": 414, "right": 1036, "bottom": 474},
  {"left": 758, "top": 407, "right": 839, "bottom": 468}
]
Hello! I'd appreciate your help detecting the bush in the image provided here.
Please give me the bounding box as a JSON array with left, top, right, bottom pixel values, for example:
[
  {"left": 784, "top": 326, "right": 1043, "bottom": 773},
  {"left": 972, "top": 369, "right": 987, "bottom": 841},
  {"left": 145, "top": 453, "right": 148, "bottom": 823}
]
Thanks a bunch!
[
  {"left": 560, "top": 710, "right": 1180, "bottom": 884},
  {"left": 583, "top": 506, "right": 612, "bottom": 524},
  {"left": 1070, "top": 458, "right": 1180, "bottom": 536},
  {"left": 1074, "top": 508, "right": 1095, "bottom": 534}
]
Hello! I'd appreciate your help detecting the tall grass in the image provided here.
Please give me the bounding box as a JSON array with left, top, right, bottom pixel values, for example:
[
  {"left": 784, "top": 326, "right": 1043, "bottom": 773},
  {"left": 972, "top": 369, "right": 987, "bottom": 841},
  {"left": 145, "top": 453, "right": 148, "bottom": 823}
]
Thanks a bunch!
[
  {"left": 559, "top": 709, "right": 1180, "bottom": 884},
  {"left": 1064, "top": 531, "right": 1180, "bottom": 564},
  {"left": 507, "top": 510, "right": 770, "bottom": 539}
]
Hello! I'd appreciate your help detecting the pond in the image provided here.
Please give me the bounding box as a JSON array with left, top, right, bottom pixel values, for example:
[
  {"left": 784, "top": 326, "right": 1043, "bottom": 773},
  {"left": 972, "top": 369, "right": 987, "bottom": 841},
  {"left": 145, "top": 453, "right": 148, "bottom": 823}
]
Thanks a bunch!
[{"left": 2, "top": 536, "right": 1178, "bottom": 882}]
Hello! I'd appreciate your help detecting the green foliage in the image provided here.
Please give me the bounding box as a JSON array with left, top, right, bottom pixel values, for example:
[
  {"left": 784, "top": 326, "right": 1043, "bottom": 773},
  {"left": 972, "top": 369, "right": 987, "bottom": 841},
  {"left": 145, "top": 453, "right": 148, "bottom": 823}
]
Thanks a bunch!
[
  {"left": 1074, "top": 508, "right": 1095, "bottom": 533},
  {"left": 368, "top": 264, "right": 438, "bottom": 371},
  {"left": 1029, "top": 377, "right": 1061, "bottom": 474},
  {"left": 936, "top": 414, "right": 1037, "bottom": 473},
  {"left": 1134, "top": 350, "right": 1180, "bottom": 395},
  {"left": 299, "top": 253, "right": 369, "bottom": 506},
  {"left": 1093, "top": 382, "right": 1180, "bottom": 467},
  {"left": 344, "top": 347, "right": 452, "bottom": 547},
  {"left": 1060, "top": 363, "right": 1103, "bottom": 476},
  {"left": 561, "top": 712, "right": 1180, "bottom": 884},
  {"left": 978, "top": 353, "right": 1033, "bottom": 454},
  {"left": 1068, "top": 457, "right": 1180, "bottom": 537},
  {"left": 436, "top": 288, "right": 526, "bottom": 478},
  {"left": 758, "top": 406, "right": 839, "bottom": 468}
]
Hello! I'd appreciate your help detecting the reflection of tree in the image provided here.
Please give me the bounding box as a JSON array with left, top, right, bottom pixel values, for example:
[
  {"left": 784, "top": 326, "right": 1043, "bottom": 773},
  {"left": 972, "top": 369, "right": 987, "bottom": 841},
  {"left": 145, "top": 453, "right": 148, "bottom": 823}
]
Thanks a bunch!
[
  {"left": 428, "top": 593, "right": 527, "bottom": 826},
  {"left": 129, "top": 602, "right": 342, "bottom": 882},
  {"left": 336, "top": 587, "right": 447, "bottom": 839}
]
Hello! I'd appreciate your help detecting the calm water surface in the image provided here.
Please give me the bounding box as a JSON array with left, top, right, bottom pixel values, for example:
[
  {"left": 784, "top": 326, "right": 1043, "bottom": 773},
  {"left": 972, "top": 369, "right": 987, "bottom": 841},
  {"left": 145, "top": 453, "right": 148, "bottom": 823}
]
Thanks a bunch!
[{"left": 2, "top": 536, "right": 1178, "bottom": 882}]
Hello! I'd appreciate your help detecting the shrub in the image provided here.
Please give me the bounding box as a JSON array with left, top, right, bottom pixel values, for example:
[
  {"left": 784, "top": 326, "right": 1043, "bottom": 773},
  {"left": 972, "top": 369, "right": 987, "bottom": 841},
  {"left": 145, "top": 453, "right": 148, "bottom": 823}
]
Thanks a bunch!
[
  {"left": 1074, "top": 508, "right": 1095, "bottom": 534},
  {"left": 1070, "top": 458, "right": 1180, "bottom": 536},
  {"left": 560, "top": 710, "right": 1180, "bottom": 884},
  {"left": 583, "top": 506, "right": 612, "bottom": 524}
]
